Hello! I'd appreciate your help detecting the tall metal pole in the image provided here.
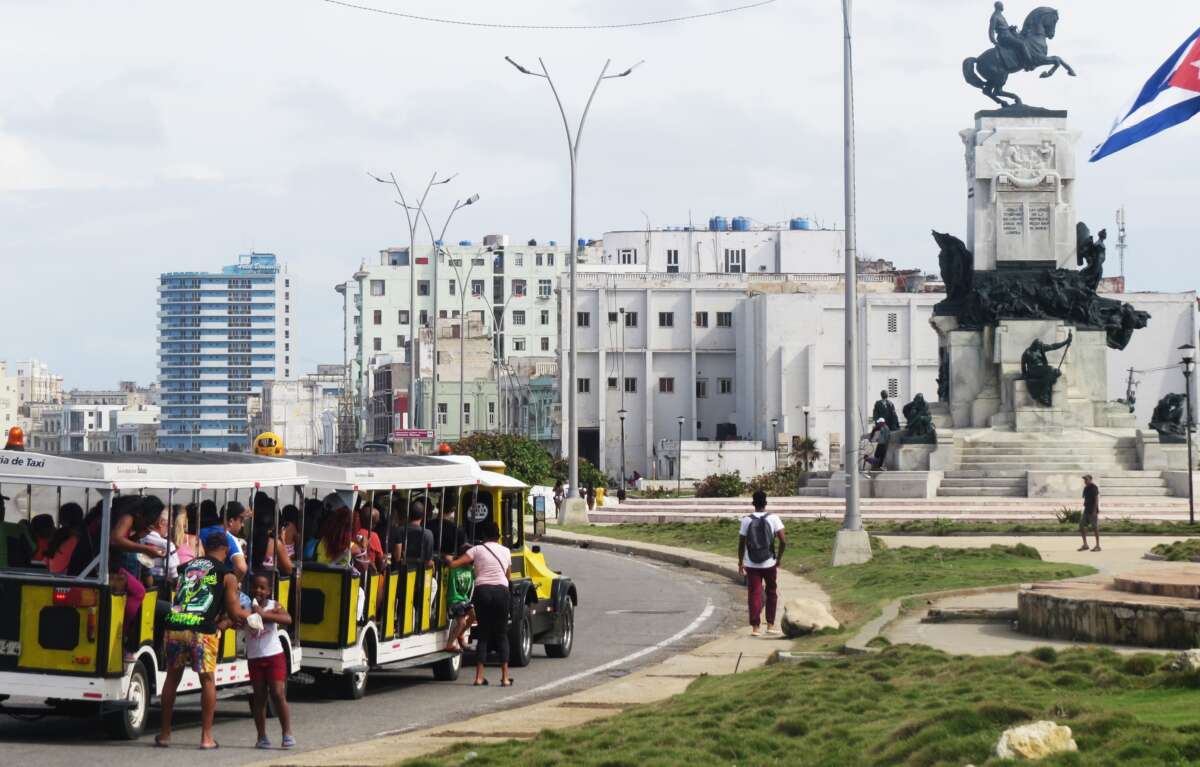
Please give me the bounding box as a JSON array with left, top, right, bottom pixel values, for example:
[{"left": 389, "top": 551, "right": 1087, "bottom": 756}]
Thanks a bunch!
[
  {"left": 1186, "top": 368, "right": 1195, "bottom": 525},
  {"left": 677, "top": 417, "right": 684, "bottom": 496},
  {"left": 507, "top": 55, "right": 641, "bottom": 499},
  {"left": 841, "top": 0, "right": 862, "bottom": 532}
]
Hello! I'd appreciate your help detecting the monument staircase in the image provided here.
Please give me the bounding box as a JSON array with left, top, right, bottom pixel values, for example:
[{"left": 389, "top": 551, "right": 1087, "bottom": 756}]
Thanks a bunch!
[{"left": 936, "top": 434, "right": 1171, "bottom": 498}]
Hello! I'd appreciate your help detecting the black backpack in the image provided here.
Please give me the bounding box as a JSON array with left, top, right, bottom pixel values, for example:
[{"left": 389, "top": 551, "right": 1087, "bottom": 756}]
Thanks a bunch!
[{"left": 746, "top": 514, "right": 774, "bottom": 565}]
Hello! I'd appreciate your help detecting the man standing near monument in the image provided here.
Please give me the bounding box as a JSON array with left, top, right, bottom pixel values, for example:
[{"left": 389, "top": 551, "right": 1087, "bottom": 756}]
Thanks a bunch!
[
  {"left": 1079, "top": 474, "right": 1100, "bottom": 552},
  {"left": 872, "top": 390, "right": 900, "bottom": 431}
]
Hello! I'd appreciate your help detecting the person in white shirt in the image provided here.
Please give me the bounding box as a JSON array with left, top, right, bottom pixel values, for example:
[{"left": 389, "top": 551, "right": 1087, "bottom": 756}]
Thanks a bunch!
[
  {"left": 245, "top": 573, "right": 295, "bottom": 749},
  {"left": 737, "top": 490, "right": 787, "bottom": 637},
  {"left": 140, "top": 510, "right": 181, "bottom": 582}
]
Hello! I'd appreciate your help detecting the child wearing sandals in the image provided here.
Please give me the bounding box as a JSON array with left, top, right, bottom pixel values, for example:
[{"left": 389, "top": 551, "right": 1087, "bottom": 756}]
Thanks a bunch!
[
  {"left": 246, "top": 573, "right": 295, "bottom": 749},
  {"left": 444, "top": 543, "right": 475, "bottom": 653}
]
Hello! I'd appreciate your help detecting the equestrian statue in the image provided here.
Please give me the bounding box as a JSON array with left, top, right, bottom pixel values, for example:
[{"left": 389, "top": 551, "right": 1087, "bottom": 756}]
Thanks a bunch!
[{"left": 964, "top": 3, "right": 1076, "bottom": 108}]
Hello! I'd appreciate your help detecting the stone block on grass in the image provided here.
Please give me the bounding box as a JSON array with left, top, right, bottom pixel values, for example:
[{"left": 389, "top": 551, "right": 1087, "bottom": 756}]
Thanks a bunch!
[
  {"left": 994, "top": 721, "right": 1077, "bottom": 760},
  {"left": 780, "top": 598, "right": 839, "bottom": 638}
]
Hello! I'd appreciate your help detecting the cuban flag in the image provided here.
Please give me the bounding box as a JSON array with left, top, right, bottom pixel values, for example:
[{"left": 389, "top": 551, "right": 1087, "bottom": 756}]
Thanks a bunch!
[{"left": 1090, "top": 26, "right": 1200, "bottom": 162}]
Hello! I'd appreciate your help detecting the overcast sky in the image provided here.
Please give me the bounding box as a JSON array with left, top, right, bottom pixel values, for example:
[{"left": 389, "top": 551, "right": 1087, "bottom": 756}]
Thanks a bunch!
[{"left": 1, "top": 0, "right": 1196, "bottom": 389}]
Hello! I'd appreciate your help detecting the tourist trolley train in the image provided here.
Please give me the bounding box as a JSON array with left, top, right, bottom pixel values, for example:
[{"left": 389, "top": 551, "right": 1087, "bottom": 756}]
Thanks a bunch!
[
  {"left": 0, "top": 452, "right": 305, "bottom": 738},
  {"left": 0, "top": 449, "right": 578, "bottom": 737},
  {"left": 288, "top": 453, "right": 577, "bottom": 698}
]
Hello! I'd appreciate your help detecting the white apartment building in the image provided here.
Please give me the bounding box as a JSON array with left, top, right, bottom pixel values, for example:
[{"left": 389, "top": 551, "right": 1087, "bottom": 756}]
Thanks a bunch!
[
  {"left": 598, "top": 220, "right": 844, "bottom": 274},
  {"left": 14, "top": 359, "right": 64, "bottom": 406},
  {"left": 254, "top": 366, "right": 344, "bottom": 455},
  {"left": 0, "top": 363, "right": 18, "bottom": 432}
]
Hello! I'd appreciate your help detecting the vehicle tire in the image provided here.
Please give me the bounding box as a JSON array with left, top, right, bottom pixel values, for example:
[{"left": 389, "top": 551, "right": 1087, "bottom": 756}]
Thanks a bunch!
[
  {"left": 105, "top": 662, "right": 149, "bottom": 740},
  {"left": 431, "top": 652, "right": 461, "bottom": 682},
  {"left": 508, "top": 607, "right": 533, "bottom": 668},
  {"left": 544, "top": 600, "right": 575, "bottom": 659},
  {"left": 338, "top": 668, "right": 368, "bottom": 700}
]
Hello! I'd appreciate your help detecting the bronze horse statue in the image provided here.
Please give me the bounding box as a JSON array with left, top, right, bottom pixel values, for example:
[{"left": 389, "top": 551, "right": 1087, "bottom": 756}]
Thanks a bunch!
[{"left": 963, "top": 6, "right": 1076, "bottom": 108}]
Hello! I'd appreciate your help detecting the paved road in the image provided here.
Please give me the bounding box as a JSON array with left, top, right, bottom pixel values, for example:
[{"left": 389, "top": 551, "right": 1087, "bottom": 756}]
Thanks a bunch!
[{"left": 0, "top": 543, "right": 738, "bottom": 765}]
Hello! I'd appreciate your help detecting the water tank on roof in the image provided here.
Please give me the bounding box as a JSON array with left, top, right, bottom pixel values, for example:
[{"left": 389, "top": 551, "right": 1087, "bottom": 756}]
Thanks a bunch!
[
  {"left": 789, "top": 218, "right": 812, "bottom": 230},
  {"left": 527, "top": 239, "right": 538, "bottom": 246},
  {"left": 434, "top": 239, "right": 444, "bottom": 246},
  {"left": 577, "top": 238, "right": 586, "bottom": 247},
  {"left": 458, "top": 240, "right": 472, "bottom": 246},
  {"left": 731, "top": 216, "right": 751, "bottom": 232},
  {"left": 709, "top": 216, "right": 728, "bottom": 232},
  {"left": 548, "top": 240, "right": 557, "bottom": 246}
]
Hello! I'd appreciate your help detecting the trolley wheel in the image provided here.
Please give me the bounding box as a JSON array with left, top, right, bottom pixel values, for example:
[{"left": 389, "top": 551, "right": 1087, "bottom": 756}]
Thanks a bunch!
[
  {"left": 104, "top": 662, "right": 149, "bottom": 740},
  {"left": 508, "top": 607, "right": 533, "bottom": 668},
  {"left": 544, "top": 600, "right": 575, "bottom": 659},
  {"left": 431, "top": 652, "right": 461, "bottom": 682},
  {"left": 338, "top": 668, "right": 368, "bottom": 700}
]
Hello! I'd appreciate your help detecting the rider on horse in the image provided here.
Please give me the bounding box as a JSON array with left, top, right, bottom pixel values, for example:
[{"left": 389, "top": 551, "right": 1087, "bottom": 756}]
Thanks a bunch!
[{"left": 989, "top": 3, "right": 1034, "bottom": 71}]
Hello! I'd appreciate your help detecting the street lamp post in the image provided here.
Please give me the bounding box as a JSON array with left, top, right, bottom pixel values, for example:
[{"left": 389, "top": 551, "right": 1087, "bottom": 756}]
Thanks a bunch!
[
  {"left": 617, "top": 409, "right": 627, "bottom": 492},
  {"left": 1181, "top": 343, "right": 1196, "bottom": 524},
  {"left": 369, "top": 170, "right": 455, "bottom": 453},
  {"left": 802, "top": 405, "right": 811, "bottom": 470},
  {"left": 676, "top": 415, "right": 685, "bottom": 496},
  {"left": 507, "top": 55, "right": 641, "bottom": 502},
  {"left": 770, "top": 418, "right": 779, "bottom": 470}
]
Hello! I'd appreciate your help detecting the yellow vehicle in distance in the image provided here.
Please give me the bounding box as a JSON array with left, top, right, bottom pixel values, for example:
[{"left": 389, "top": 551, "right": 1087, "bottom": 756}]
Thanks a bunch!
[{"left": 253, "top": 432, "right": 285, "bottom": 457}]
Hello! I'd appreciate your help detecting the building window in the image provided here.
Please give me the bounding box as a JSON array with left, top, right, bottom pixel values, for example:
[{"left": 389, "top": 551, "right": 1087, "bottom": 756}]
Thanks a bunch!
[
  {"left": 618, "top": 248, "right": 638, "bottom": 265},
  {"left": 608, "top": 311, "right": 618, "bottom": 324},
  {"left": 540, "top": 337, "right": 550, "bottom": 351},
  {"left": 659, "top": 377, "right": 675, "bottom": 393},
  {"left": 724, "top": 248, "right": 745, "bottom": 273},
  {"left": 624, "top": 377, "right": 637, "bottom": 393},
  {"left": 399, "top": 310, "right": 410, "bottom": 324},
  {"left": 471, "top": 280, "right": 485, "bottom": 296},
  {"left": 624, "top": 312, "right": 638, "bottom": 328},
  {"left": 417, "top": 280, "right": 430, "bottom": 296},
  {"left": 538, "top": 279, "right": 552, "bottom": 297},
  {"left": 397, "top": 335, "right": 406, "bottom": 347},
  {"left": 449, "top": 279, "right": 456, "bottom": 296},
  {"left": 719, "top": 377, "right": 733, "bottom": 394},
  {"left": 463, "top": 403, "right": 471, "bottom": 426},
  {"left": 695, "top": 311, "right": 709, "bottom": 328},
  {"left": 512, "top": 310, "right": 526, "bottom": 326},
  {"left": 536, "top": 253, "right": 544, "bottom": 266},
  {"left": 547, "top": 253, "right": 555, "bottom": 266},
  {"left": 696, "top": 379, "right": 708, "bottom": 398},
  {"left": 540, "top": 309, "right": 550, "bottom": 325},
  {"left": 373, "top": 337, "right": 382, "bottom": 351},
  {"left": 512, "top": 279, "right": 527, "bottom": 297},
  {"left": 666, "top": 249, "right": 680, "bottom": 273},
  {"left": 373, "top": 309, "right": 382, "bottom": 325},
  {"left": 888, "top": 378, "right": 899, "bottom": 398},
  {"left": 512, "top": 337, "right": 527, "bottom": 352},
  {"left": 370, "top": 280, "right": 386, "bottom": 296},
  {"left": 514, "top": 254, "right": 524, "bottom": 267},
  {"left": 658, "top": 312, "right": 674, "bottom": 328},
  {"left": 577, "top": 378, "right": 590, "bottom": 394},
  {"left": 716, "top": 311, "right": 733, "bottom": 328},
  {"left": 488, "top": 401, "right": 496, "bottom": 424},
  {"left": 577, "top": 312, "right": 590, "bottom": 328},
  {"left": 887, "top": 312, "right": 899, "bottom": 333},
  {"left": 437, "top": 402, "right": 448, "bottom": 426},
  {"left": 419, "top": 310, "right": 429, "bottom": 327},
  {"left": 607, "top": 376, "right": 618, "bottom": 390}
]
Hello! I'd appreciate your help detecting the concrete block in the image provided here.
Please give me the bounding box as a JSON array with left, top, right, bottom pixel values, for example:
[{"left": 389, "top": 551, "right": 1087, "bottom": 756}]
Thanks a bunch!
[
  {"left": 560, "top": 496, "right": 590, "bottom": 526},
  {"left": 832, "top": 528, "right": 873, "bottom": 566},
  {"left": 872, "top": 471, "right": 944, "bottom": 499}
]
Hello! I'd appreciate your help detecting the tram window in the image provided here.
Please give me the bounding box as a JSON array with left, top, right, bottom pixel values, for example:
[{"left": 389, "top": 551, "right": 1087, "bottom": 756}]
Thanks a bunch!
[
  {"left": 463, "top": 492, "right": 491, "bottom": 545},
  {"left": 501, "top": 492, "right": 521, "bottom": 549}
]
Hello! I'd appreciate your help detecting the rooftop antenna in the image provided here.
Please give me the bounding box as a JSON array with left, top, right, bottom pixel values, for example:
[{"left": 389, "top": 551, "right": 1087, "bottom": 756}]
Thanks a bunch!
[{"left": 1115, "top": 207, "right": 1128, "bottom": 280}]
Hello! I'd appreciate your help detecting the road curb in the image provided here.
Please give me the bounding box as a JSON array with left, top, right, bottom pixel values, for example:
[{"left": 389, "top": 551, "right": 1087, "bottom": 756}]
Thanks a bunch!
[{"left": 540, "top": 531, "right": 742, "bottom": 582}]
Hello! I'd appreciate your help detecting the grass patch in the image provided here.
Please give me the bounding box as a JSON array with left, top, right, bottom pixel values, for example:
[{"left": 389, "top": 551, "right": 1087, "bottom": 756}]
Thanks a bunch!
[
  {"left": 876, "top": 519, "right": 1200, "bottom": 536},
  {"left": 562, "top": 520, "right": 1094, "bottom": 634},
  {"left": 404, "top": 645, "right": 1200, "bottom": 767},
  {"left": 1149, "top": 538, "right": 1200, "bottom": 561}
]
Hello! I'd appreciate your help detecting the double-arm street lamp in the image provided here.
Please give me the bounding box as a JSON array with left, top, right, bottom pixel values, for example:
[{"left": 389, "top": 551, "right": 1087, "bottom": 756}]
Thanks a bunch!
[
  {"left": 617, "top": 409, "right": 628, "bottom": 491},
  {"left": 676, "top": 415, "right": 686, "bottom": 496},
  {"left": 1181, "top": 343, "right": 1196, "bottom": 524},
  {"left": 770, "top": 418, "right": 779, "bottom": 470},
  {"left": 369, "top": 170, "right": 456, "bottom": 451},
  {"left": 507, "top": 55, "right": 642, "bottom": 500}
]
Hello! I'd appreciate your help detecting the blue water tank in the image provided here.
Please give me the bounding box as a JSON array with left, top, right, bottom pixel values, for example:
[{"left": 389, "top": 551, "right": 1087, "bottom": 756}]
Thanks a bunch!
[
  {"left": 549, "top": 240, "right": 557, "bottom": 246},
  {"left": 789, "top": 218, "right": 812, "bottom": 231},
  {"left": 577, "top": 238, "right": 586, "bottom": 247},
  {"left": 458, "top": 240, "right": 472, "bottom": 246},
  {"left": 434, "top": 239, "right": 444, "bottom": 246},
  {"left": 731, "top": 216, "right": 751, "bottom": 232},
  {"left": 709, "top": 216, "right": 728, "bottom": 232}
]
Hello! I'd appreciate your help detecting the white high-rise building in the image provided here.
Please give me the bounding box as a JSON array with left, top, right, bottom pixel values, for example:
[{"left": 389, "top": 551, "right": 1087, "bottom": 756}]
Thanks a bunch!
[{"left": 158, "top": 253, "right": 292, "bottom": 451}]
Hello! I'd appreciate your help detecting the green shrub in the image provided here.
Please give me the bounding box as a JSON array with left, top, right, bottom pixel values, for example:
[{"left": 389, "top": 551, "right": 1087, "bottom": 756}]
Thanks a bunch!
[
  {"left": 1121, "top": 654, "right": 1160, "bottom": 677},
  {"left": 640, "top": 486, "right": 676, "bottom": 499},
  {"left": 695, "top": 471, "right": 746, "bottom": 498},
  {"left": 1055, "top": 507, "right": 1082, "bottom": 525},
  {"left": 1030, "top": 646, "right": 1058, "bottom": 664},
  {"left": 747, "top": 462, "right": 807, "bottom": 496},
  {"left": 1150, "top": 539, "right": 1200, "bottom": 562}
]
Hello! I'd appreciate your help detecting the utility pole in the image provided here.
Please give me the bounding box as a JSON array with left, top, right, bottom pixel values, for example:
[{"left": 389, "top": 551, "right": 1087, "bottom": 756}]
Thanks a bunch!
[
  {"left": 832, "top": 0, "right": 872, "bottom": 566},
  {"left": 507, "top": 55, "right": 641, "bottom": 518},
  {"left": 1115, "top": 207, "right": 1128, "bottom": 280}
]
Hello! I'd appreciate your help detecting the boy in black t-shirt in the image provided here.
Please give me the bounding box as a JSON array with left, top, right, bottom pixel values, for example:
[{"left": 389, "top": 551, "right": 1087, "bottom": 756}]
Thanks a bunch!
[{"left": 1079, "top": 474, "right": 1101, "bottom": 552}]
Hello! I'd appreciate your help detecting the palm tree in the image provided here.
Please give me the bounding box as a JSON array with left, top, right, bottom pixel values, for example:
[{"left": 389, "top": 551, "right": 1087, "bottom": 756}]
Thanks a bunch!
[{"left": 794, "top": 437, "right": 822, "bottom": 472}]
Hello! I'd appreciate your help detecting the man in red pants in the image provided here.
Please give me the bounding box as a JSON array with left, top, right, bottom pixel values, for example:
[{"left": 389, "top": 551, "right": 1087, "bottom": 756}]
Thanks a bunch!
[{"left": 737, "top": 490, "right": 787, "bottom": 636}]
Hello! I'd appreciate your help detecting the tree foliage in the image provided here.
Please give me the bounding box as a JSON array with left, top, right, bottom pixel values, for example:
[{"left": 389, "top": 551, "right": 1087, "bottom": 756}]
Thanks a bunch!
[
  {"left": 695, "top": 471, "right": 746, "bottom": 498},
  {"left": 451, "top": 432, "right": 555, "bottom": 487}
]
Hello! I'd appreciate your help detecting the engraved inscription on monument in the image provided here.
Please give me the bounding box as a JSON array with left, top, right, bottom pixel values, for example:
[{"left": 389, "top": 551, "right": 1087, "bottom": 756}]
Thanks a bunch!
[
  {"left": 1029, "top": 205, "right": 1050, "bottom": 232},
  {"left": 1002, "top": 203, "right": 1024, "bottom": 236}
]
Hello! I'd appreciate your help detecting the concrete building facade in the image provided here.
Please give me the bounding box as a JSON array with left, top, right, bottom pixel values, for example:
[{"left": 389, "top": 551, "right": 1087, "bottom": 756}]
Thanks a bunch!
[
  {"left": 158, "top": 253, "right": 292, "bottom": 451},
  {"left": 254, "top": 366, "right": 344, "bottom": 455}
]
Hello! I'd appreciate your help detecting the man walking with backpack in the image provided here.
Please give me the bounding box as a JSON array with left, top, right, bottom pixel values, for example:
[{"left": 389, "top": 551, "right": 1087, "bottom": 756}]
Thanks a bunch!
[{"left": 738, "top": 489, "right": 786, "bottom": 636}]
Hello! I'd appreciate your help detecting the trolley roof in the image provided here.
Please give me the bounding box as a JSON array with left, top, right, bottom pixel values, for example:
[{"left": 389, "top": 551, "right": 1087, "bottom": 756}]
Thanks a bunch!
[
  {"left": 0, "top": 451, "right": 303, "bottom": 490},
  {"left": 288, "top": 453, "right": 485, "bottom": 490}
]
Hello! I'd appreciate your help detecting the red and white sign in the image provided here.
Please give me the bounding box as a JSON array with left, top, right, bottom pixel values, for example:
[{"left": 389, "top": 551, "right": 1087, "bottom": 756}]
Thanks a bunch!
[{"left": 392, "top": 428, "right": 434, "bottom": 440}]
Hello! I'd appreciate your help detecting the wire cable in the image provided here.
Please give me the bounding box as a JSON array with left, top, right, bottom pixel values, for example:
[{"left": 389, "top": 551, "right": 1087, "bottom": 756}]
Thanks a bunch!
[{"left": 320, "top": 0, "right": 777, "bottom": 29}]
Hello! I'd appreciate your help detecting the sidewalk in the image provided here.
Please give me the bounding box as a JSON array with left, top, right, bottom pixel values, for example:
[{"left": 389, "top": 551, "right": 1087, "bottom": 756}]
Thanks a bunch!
[{"left": 251, "top": 531, "right": 830, "bottom": 767}]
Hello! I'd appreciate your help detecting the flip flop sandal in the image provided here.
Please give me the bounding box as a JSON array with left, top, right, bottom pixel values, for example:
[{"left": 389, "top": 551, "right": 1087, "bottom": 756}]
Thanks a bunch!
[
  {"left": 198, "top": 742, "right": 220, "bottom": 751},
  {"left": 500, "top": 679, "right": 515, "bottom": 687},
  {"left": 153, "top": 736, "right": 170, "bottom": 748},
  {"left": 473, "top": 679, "right": 489, "bottom": 686}
]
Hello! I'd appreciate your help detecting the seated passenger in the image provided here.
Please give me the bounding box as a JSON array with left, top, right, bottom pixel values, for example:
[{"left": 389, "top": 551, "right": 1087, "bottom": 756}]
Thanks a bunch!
[
  {"left": 29, "top": 513, "right": 55, "bottom": 565},
  {"left": 254, "top": 497, "right": 294, "bottom": 577},
  {"left": 199, "top": 499, "right": 248, "bottom": 579},
  {"left": 141, "top": 508, "right": 181, "bottom": 583},
  {"left": 400, "top": 500, "right": 435, "bottom": 569},
  {"left": 0, "top": 492, "right": 34, "bottom": 568},
  {"left": 47, "top": 502, "right": 85, "bottom": 575},
  {"left": 301, "top": 499, "right": 325, "bottom": 561},
  {"left": 354, "top": 503, "right": 384, "bottom": 574},
  {"left": 314, "top": 495, "right": 358, "bottom": 569}
]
